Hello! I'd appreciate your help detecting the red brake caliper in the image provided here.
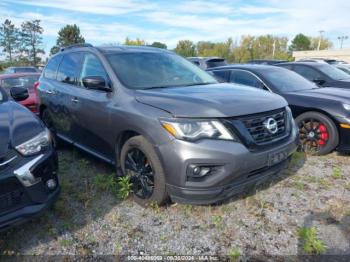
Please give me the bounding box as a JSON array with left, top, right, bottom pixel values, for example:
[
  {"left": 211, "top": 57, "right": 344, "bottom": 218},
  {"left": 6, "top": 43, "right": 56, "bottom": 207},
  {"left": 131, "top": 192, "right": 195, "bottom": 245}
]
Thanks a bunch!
[{"left": 318, "top": 124, "right": 329, "bottom": 145}]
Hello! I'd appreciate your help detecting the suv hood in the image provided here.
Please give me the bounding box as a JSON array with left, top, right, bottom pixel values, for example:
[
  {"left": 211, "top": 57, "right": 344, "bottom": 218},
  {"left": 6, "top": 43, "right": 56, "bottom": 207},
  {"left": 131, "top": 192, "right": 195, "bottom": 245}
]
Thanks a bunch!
[
  {"left": 0, "top": 101, "right": 43, "bottom": 157},
  {"left": 135, "top": 83, "right": 287, "bottom": 118},
  {"left": 288, "top": 87, "right": 350, "bottom": 104}
]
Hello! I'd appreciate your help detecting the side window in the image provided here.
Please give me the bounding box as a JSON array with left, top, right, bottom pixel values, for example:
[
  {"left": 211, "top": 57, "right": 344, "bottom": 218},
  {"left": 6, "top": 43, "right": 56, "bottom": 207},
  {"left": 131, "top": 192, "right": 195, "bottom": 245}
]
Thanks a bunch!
[
  {"left": 80, "top": 53, "right": 108, "bottom": 83},
  {"left": 44, "top": 55, "right": 62, "bottom": 80},
  {"left": 211, "top": 70, "right": 230, "bottom": 83},
  {"left": 57, "top": 53, "right": 84, "bottom": 85},
  {"left": 230, "top": 70, "right": 262, "bottom": 88},
  {"left": 293, "top": 66, "right": 322, "bottom": 81}
]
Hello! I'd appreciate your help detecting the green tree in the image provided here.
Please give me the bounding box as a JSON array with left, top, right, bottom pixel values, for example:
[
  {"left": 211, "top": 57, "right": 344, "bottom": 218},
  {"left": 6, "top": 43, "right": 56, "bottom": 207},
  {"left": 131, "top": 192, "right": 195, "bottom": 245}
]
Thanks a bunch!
[
  {"left": 124, "top": 37, "right": 146, "bottom": 46},
  {"left": 20, "top": 20, "right": 45, "bottom": 66},
  {"left": 150, "top": 41, "right": 167, "bottom": 49},
  {"left": 50, "top": 24, "right": 85, "bottom": 55},
  {"left": 0, "top": 19, "right": 20, "bottom": 62},
  {"left": 309, "top": 37, "right": 333, "bottom": 50},
  {"left": 290, "top": 33, "right": 311, "bottom": 51},
  {"left": 174, "top": 40, "right": 197, "bottom": 57}
]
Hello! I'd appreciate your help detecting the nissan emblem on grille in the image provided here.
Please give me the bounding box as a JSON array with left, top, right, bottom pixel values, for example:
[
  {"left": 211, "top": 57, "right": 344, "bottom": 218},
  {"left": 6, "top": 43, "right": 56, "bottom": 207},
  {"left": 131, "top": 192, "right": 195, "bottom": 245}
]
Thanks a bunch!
[{"left": 264, "top": 117, "right": 278, "bottom": 134}]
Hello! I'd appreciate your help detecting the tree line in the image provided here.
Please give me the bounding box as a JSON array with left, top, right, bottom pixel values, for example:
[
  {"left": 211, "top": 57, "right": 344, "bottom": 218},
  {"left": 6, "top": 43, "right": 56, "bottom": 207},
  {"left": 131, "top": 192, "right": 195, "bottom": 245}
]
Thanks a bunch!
[{"left": 0, "top": 18, "right": 333, "bottom": 71}]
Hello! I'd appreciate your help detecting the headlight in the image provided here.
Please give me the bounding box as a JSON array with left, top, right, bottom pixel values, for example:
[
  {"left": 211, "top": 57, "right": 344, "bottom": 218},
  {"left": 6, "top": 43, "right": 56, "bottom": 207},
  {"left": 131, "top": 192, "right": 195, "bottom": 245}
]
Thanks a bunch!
[
  {"left": 286, "top": 106, "right": 297, "bottom": 137},
  {"left": 16, "top": 129, "right": 51, "bottom": 156},
  {"left": 161, "top": 119, "right": 236, "bottom": 141},
  {"left": 343, "top": 103, "right": 350, "bottom": 111}
]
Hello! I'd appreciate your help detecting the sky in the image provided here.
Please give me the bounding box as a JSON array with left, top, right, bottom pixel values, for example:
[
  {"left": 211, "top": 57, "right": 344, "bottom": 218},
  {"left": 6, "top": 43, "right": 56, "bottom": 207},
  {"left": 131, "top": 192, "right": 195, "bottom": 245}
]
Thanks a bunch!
[{"left": 1, "top": 0, "right": 349, "bottom": 55}]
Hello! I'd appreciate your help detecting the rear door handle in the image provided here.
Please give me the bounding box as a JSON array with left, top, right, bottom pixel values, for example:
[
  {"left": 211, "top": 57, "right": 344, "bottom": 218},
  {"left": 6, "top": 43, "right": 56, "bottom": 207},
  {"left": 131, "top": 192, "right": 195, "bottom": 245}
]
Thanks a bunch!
[
  {"left": 71, "top": 97, "right": 79, "bottom": 103},
  {"left": 46, "top": 90, "right": 55, "bottom": 94}
]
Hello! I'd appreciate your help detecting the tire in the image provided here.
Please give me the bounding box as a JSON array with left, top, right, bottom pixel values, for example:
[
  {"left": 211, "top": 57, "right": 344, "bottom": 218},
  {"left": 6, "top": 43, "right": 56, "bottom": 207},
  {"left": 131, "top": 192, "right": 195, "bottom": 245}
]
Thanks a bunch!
[
  {"left": 295, "top": 111, "right": 339, "bottom": 155},
  {"left": 41, "top": 109, "right": 60, "bottom": 148},
  {"left": 120, "top": 135, "right": 168, "bottom": 207}
]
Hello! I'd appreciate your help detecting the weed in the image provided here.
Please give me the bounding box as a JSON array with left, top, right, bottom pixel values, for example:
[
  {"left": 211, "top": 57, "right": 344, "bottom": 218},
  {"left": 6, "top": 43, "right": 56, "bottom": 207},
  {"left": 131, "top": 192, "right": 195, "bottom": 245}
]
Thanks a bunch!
[
  {"left": 344, "top": 183, "right": 350, "bottom": 191},
  {"left": 59, "top": 239, "right": 74, "bottom": 248},
  {"left": 298, "top": 227, "right": 326, "bottom": 254},
  {"left": 117, "top": 176, "right": 133, "bottom": 200},
  {"left": 212, "top": 215, "right": 223, "bottom": 229},
  {"left": 292, "top": 181, "right": 305, "bottom": 191},
  {"left": 332, "top": 167, "right": 342, "bottom": 179},
  {"left": 160, "top": 234, "right": 167, "bottom": 241},
  {"left": 289, "top": 152, "right": 305, "bottom": 167},
  {"left": 94, "top": 173, "right": 117, "bottom": 193},
  {"left": 318, "top": 178, "right": 331, "bottom": 189},
  {"left": 228, "top": 247, "right": 241, "bottom": 261}
]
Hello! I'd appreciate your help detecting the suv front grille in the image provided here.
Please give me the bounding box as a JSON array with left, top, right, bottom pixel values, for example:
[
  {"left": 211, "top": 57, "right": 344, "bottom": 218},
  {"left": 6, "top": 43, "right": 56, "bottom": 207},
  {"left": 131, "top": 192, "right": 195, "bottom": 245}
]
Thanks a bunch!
[{"left": 238, "top": 108, "right": 288, "bottom": 145}]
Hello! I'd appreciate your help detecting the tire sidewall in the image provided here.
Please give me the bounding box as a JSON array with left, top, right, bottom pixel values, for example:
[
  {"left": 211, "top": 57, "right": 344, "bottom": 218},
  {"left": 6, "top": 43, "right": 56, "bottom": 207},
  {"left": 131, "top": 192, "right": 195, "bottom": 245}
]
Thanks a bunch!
[{"left": 120, "top": 136, "right": 168, "bottom": 206}]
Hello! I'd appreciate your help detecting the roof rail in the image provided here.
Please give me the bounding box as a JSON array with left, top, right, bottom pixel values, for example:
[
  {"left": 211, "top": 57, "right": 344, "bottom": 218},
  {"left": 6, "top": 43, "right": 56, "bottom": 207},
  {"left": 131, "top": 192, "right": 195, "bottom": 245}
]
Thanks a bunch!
[{"left": 60, "top": 43, "right": 93, "bottom": 52}]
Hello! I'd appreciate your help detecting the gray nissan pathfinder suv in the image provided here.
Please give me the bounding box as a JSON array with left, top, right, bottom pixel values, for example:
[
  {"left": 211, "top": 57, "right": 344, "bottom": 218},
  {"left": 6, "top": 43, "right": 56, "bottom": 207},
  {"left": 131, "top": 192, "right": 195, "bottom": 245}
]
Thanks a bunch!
[{"left": 38, "top": 44, "right": 298, "bottom": 206}]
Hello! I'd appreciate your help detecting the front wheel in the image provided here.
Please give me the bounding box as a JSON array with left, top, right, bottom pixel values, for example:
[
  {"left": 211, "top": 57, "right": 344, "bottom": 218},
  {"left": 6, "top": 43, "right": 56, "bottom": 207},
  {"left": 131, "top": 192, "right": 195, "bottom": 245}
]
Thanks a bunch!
[
  {"left": 120, "top": 136, "right": 168, "bottom": 207},
  {"left": 295, "top": 112, "right": 339, "bottom": 155}
]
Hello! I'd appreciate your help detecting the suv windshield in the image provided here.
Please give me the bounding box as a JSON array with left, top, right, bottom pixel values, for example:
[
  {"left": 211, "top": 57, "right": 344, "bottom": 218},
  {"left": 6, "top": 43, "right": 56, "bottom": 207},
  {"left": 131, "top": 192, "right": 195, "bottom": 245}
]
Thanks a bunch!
[
  {"left": 106, "top": 52, "right": 217, "bottom": 89},
  {"left": 317, "top": 64, "right": 350, "bottom": 80},
  {"left": 263, "top": 69, "right": 318, "bottom": 92}
]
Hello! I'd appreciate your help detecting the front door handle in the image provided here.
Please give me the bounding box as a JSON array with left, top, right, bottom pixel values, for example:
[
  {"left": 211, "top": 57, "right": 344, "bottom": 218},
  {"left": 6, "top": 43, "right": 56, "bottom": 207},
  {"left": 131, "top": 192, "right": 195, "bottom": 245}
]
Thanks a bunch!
[
  {"left": 46, "top": 90, "right": 56, "bottom": 94},
  {"left": 71, "top": 97, "right": 79, "bottom": 103}
]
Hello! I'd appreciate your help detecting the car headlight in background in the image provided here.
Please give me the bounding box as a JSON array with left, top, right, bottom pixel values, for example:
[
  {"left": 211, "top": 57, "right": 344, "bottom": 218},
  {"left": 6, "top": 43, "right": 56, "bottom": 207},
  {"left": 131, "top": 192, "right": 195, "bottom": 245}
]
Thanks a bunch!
[
  {"left": 161, "top": 119, "right": 236, "bottom": 141},
  {"left": 16, "top": 129, "right": 51, "bottom": 156},
  {"left": 342, "top": 103, "right": 350, "bottom": 111}
]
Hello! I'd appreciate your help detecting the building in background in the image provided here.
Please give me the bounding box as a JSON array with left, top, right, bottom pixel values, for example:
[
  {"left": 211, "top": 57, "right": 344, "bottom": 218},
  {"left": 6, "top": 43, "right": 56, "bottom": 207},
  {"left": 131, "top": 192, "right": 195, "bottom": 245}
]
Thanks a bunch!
[{"left": 293, "top": 49, "right": 350, "bottom": 63}]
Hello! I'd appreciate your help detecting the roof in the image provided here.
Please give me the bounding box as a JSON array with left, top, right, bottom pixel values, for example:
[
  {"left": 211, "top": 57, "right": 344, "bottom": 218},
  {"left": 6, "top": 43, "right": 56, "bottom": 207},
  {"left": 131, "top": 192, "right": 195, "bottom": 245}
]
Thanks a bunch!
[
  {"left": 187, "top": 56, "right": 224, "bottom": 61},
  {"left": 277, "top": 61, "right": 328, "bottom": 67},
  {"left": 0, "top": 72, "right": 41, "bottom": 79}
]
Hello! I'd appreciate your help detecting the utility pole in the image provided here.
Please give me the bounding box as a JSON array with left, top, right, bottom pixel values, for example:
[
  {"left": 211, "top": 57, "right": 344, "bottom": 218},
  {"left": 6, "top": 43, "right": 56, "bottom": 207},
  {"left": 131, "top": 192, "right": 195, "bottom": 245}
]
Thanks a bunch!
[
  {"left": 338, "top": 36, "right": 348, "bottom": 49},
  {"left": 317, "top": 30, "right": 324, "bottom": 51}
]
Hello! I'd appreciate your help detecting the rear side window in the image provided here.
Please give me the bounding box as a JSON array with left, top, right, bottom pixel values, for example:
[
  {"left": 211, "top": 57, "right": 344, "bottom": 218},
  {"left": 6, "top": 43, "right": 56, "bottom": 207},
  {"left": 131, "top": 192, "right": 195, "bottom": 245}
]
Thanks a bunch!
[
  {"left": 44, "top": 55, "right": 63, "bottom": 79},
  {"left": 57, "top": 53, "right": 84, "bottom": 85},
  {"left": 230, "top": 70, "right": 261, "bottom": 88},
  {"left": 211, "top": 70, "right": 230, "bottom": 82},
  {"left": 15, "top": 67, "right": 37, "bottom": 73},
  {"left": 206, "top": 59, "right": 227, "bottom": 68},
  {"left": 293, "top": 65, "right": 322, "bottom": 81}
]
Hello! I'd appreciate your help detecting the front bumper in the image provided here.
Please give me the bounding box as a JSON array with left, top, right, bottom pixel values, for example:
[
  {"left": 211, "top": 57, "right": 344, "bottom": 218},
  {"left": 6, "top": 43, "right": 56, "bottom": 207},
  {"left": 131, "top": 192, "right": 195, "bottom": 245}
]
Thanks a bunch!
[
  {"left": 157, "top": 132, "right": 298, "bottom": 204},
  {"left": 0, "top": 148, "right": 59, "bottom": 231}
]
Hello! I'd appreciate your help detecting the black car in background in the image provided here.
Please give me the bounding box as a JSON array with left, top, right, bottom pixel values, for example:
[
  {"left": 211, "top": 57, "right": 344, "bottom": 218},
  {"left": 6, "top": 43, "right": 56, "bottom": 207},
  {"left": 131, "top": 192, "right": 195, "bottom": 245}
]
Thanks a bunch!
[
  {"left": 0, "top": 86, "right": 59, "bottom": 231},
  {"left": 277, "top": 62, "right": 350, "bottom": 89},
  {"left": 3, "top": 67, "right": 40, "bottom": 74},
  {"left": 248, "top": 59, "right": 288, "bottom": 65},
  {"left": 187, "top": 57, "right": 227, "bottom": 69},
  {"left": 208, "top": 65, "right": 350, "bottom": 155}
]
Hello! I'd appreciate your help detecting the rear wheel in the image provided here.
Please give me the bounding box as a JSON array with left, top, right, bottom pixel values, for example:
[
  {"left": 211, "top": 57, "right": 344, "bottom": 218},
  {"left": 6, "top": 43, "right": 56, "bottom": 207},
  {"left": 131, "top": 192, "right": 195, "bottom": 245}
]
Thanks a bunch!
[
  {"left": 120, "top": 136, "right": 168, "bottom": 207},
  {"left": 41, "top": 109, "right": 60, "bottom": 148},
  {"left": 295, "top": 112, "right": 338, "bottom": 155}
]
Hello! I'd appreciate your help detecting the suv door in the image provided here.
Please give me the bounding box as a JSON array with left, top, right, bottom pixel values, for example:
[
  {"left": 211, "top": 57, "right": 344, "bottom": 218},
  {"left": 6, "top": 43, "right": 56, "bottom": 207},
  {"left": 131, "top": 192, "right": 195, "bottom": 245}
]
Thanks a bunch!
[
  {"left": 54, "top": 52, "right": 84, "bottom": 141},
  {"left": 71, "top": 52, "right": 114, "bottom": 162}
]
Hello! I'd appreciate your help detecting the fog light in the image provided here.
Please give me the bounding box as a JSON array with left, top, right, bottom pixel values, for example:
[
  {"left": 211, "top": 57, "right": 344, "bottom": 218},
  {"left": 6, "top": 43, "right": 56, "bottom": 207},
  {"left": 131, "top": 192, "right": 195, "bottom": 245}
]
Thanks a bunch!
[
  {"left": 46, "top": 179, "right": 57, "bottom": 190},
  {"left": 188, "top": 164, "right": 212, "bottom": 178}
]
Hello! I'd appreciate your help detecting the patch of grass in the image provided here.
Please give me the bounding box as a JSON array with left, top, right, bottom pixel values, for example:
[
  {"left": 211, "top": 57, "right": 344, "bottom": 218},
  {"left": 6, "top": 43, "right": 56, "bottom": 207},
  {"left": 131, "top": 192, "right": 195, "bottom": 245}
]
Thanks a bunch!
[
  {"left": 59, "top": 239, "right": 74, "bottom": 248},
  {"left": 94, "top": 173, "right": 117, "bottom": 193},
  {"left": 303, "top": 175, "right": 318, "bottom": 184},
  {"left": 332, "top": 166, "right": 342, "bottom": 179},
  {"left": 212, "top": 215, "right": 223, "bottom": 229},
  {"left": 292, "top": 181, "right": 305, "bottom": 191},
  {"left": 318, "top": 178, "right": 331, "bottom": 189},
  {"left": 289, "top": 152, "right": 305, "bottom": 167},
  {"left": 228, "top": 247, "right": 241, "bottom": 261},
  {"left": 298, "top": 227, "right": 326, "bottom": 255},
  {"left": 182, "top": 204, "right": 193, "bottom": 217},
  {"left": 345, "top": 183, "right": 350, "bottom": 191},
  {"left": 117, "top": 176, "right": 133, "bottom": 200}
]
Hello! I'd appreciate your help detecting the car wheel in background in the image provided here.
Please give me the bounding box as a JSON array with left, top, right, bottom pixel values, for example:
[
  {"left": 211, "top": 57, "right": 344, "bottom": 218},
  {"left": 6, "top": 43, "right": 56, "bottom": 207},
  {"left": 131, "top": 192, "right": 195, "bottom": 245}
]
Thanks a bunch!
[
  {"left": 296, "top": 112, "right": 339, "bottom": 155},
  {"left": 120, "top": 135, "right": 168, "bottom": 207}
]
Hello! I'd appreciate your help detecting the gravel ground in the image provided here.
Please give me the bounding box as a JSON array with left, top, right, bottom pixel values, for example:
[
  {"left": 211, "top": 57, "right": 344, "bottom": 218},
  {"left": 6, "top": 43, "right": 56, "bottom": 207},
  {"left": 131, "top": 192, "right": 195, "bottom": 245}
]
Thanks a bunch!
[{"left": 0, "top": 143, "right": 349, "bottom": 260}]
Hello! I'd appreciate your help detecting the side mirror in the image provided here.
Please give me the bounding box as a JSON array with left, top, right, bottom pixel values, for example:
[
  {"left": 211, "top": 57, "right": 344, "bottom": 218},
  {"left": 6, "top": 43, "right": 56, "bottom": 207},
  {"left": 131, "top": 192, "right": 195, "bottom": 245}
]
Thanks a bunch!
[
  {"left": 82, "top": 76, "right": 111, "bottom": 92},
  {"left": 313, "top": 79, "right": 326, "bottom": 86},
  {"left": 10, "top": 86, "right": 29, "bottom": 101}
]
